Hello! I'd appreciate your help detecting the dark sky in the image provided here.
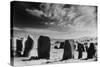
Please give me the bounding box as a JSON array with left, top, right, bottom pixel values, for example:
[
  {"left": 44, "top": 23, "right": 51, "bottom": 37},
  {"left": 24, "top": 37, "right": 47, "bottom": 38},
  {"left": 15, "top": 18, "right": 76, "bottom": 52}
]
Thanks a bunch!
[{"left": 11, "top": 1, "right": 50, "bottom": 28}]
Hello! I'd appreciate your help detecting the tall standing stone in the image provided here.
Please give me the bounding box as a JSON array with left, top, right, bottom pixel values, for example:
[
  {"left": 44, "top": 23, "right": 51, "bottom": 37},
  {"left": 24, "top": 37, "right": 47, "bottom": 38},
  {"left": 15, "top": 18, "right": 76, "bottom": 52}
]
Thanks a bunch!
[
  {"left": 87, "top": 43, "right": 95, "bottom": 59},
  {"left": 23, "top": 36, "right": 34, "bottom": 57},
  {"left": 62, "top": 40, "right": 72, "bottom": 60},
  {"left": 77, "top": 43, "right": 84, "bottom": 59},
  {"left": 38, "top": 36, "right": 51, "bottom": 59},
  {"left": 16, "top": 39, "right": 23, "bottom": 57}
]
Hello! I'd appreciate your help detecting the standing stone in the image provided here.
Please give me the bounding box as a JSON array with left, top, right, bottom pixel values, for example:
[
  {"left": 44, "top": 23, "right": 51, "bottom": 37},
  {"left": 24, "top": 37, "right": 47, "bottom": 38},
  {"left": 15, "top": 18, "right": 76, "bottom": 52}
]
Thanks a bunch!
[
  {"left": 15, "top": 39, "right": 23, "bottom": 57},
  {"left": 59, "top": 42, "right": 64, "bottom": 48},
  {"left": 16, "top": 39, "right": 23, "bottom": 57},
  {"left": 87, "top": 43, "right": 95, "bottom": 59},
  {"left": 38, "top": 36, "right": 51, "bottom": 59},
  {"left": 23, "top": 36, "right": 34, "bottom": 57},
  {"left": 62, "top": 40, "right": 72, "bottom": 60},
  {"left": 77, "top": 43, "right": 84, "bottom": 59},
  {"left": 69, "top": 40, "right": 75, "bottom": 59}
]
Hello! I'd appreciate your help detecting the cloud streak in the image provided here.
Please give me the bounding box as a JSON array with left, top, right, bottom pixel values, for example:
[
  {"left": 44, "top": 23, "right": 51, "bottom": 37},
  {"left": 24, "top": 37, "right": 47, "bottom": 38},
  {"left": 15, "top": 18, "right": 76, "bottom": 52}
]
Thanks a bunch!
[
  {"left": 13, "top": 27, "right": 97, "bottom": 39},
  {"left": 26, "top": 9, "right": 44, "bottom": 17}
]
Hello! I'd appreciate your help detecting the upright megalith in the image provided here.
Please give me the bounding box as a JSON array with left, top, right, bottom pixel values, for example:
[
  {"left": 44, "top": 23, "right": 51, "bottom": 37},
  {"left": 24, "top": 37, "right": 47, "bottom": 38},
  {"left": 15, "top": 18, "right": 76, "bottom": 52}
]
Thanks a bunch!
[
  {"left": 16, "top": 38, "right": 23, "bottom": 57},
  {"left": 87, "top": 43, "right": 95, "bottom": 59},
  {"left": 23, "top": 35, "right": 34, "bottom": 57},
  {"left": 38, "top": 36, "right": 51, "bottom": 59},
  {"left": 62, "top": 40, "right": 72, "bottom": 60},
  {"left": 77, "top": 42, "right": 84, "bottom": 59},
  {"left": 59, "top": 42, "right": 64, "bottom": 48}
]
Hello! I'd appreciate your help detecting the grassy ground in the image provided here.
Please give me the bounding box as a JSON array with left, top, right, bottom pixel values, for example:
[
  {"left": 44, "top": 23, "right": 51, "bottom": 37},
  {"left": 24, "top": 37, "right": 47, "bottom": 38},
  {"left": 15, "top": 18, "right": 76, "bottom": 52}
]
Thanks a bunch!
[{"left": 13, "top": 49, "right": 97, "bottom": 66}]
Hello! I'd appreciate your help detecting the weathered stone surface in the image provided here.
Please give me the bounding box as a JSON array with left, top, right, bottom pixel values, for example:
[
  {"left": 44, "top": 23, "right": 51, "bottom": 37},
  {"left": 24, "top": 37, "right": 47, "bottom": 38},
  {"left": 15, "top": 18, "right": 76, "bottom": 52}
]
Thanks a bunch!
[
  {"left": 16, "top": 39, "right": 23, "bottom": 57},
  {"left": 23, "top": 36, "right": 34, "bottom": 57},
  {"left": 62, "top": 40, "right": 72, "bottom": 60},
  {"left": 38, "top": 36, "right": 51, "bottom": 59}
]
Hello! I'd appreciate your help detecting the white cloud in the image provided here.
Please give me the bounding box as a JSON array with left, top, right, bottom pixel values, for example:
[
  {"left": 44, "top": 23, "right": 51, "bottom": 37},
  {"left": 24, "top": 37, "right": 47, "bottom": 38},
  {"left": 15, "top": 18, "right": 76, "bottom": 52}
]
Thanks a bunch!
[
  {"left": 25, "top": 3, "right": 97, "bottom": 34},
  {"left": 26, "top": 8, "right": 44, "bottom": 17}
]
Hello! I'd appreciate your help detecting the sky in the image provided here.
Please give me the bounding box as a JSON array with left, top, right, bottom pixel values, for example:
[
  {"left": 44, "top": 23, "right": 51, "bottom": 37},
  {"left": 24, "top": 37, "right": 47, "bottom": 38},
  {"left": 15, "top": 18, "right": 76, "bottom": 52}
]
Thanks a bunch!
[
  {"left": 12, "top": 1, "right": 48, "bottom": 28},
  {"left": 12, "top": 1, "right": 97, "bottom": 38}
]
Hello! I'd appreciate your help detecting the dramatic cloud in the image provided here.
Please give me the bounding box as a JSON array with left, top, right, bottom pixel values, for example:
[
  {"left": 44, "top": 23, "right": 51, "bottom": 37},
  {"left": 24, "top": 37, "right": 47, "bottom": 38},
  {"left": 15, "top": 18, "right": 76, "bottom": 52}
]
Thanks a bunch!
[{"left": 26, "top": 3, "right": 97, "bottom": 31}]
